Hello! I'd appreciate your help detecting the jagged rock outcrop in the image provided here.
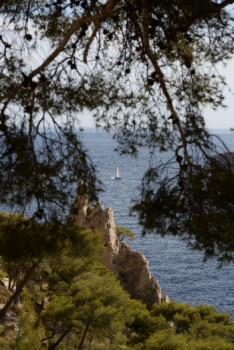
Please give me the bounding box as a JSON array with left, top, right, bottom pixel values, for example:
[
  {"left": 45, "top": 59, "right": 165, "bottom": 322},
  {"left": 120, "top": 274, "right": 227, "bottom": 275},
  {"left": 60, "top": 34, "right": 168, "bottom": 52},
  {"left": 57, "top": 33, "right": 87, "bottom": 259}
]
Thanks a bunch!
[{"left": 69, "top": 184, "right": 168, "bottom": 309}]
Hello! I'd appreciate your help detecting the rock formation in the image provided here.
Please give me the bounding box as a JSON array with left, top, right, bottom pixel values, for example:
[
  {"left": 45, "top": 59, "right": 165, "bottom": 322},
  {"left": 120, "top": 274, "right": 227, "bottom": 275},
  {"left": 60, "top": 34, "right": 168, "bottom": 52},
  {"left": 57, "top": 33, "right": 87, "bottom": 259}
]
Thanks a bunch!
[{"left": 69, "top": 184, "right": 168, "bottom": 309}]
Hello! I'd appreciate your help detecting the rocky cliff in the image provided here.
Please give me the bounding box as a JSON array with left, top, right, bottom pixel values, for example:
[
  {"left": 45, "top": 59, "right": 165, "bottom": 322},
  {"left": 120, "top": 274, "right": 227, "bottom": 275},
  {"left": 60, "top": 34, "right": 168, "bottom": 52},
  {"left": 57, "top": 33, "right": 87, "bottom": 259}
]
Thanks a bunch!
[{"left": 69, "top": 184, "right": 169, "bottom": 309}]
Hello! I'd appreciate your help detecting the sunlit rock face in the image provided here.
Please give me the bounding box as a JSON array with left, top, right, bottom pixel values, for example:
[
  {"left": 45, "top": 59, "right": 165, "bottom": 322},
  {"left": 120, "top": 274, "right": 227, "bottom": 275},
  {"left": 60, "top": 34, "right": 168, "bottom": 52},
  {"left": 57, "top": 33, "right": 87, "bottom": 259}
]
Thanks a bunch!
[{"left": 69, "top": 184, "right": 168, "bottom": 309}]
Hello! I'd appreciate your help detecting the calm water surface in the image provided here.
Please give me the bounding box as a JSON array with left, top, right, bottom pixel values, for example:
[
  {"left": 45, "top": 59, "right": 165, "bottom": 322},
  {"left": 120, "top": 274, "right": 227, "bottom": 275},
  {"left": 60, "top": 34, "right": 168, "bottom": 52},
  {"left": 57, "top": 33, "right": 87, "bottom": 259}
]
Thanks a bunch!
[{"left": 82, "top": 129, "right": 234, "bottom": 318}]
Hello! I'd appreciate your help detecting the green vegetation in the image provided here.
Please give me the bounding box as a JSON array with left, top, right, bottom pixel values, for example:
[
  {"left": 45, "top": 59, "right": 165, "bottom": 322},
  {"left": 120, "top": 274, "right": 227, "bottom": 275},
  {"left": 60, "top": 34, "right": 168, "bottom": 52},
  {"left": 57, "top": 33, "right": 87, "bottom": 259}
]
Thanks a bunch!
[
  {"left": 116, "top": 226, "right": 135, "bottom": 242},
  {"left": 0, "top": 1, "right": 234, "bottom": 348},
  {"left": 0, "top": 0, "right": 234, "bottom": 262},
  {"left": 0, "top": 212, "right": 233, "bottom": 349},
  {"left": 0, "top": 211, "right": 99, "bottom": 322}
]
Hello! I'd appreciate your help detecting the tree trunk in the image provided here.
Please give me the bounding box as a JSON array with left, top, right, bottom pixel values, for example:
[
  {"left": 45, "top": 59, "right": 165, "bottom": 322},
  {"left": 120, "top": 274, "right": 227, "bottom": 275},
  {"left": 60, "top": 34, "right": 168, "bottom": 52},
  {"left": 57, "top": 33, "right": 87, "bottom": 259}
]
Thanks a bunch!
[
  {"left": 8, "top": 278, "right": 11, "bottom": 291},
  {"left": 0, "top": 262, "right": 37, "bottom": 323},
  {"left": 48, "top": 327, "right": 72, "bottom": 350},
  {"left": 10, "top": 279, "right": 16, "bottom": 293},
  {"left": 77, "top": 311, "right": 94, "bottom": 350}
]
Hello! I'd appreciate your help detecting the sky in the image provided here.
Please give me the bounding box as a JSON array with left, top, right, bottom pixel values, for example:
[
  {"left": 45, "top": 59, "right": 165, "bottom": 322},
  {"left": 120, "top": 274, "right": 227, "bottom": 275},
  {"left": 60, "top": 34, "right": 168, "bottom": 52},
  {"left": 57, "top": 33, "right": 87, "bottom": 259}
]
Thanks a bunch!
[
  {"left": 79, "top": 59, "right": 234, "bottom": 131},
  {"left": 3, "top": 16, "right": 232, "bottom": 131},
  {"left": 204, "top": 59, "right": 234, "bottom": 130}
]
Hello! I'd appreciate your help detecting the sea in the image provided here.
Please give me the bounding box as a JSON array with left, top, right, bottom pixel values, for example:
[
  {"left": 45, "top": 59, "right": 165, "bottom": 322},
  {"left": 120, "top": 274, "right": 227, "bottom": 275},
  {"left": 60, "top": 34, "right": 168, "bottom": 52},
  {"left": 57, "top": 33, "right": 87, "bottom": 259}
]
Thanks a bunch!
[{"left": 82, "top": 129, "right": 234, "bottom": 319}]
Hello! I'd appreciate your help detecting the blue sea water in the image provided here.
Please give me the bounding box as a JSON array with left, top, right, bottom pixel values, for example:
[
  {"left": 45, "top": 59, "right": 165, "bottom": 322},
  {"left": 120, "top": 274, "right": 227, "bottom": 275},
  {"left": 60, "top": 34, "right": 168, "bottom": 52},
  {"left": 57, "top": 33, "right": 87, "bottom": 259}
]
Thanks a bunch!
[{"left": 82, "top": 129, "right": 234, "bottom": 319}]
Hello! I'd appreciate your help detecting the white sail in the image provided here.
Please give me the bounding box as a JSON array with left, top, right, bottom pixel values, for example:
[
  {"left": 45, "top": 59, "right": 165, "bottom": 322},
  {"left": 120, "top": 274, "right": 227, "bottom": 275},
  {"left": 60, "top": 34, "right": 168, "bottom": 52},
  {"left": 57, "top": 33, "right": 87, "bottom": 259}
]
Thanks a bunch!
[
  {"left": 116, "top": 165, "right": 120, "bottom": 178},
  {"left": 115, "top": 165, "right": 122, "bottom": 179}
]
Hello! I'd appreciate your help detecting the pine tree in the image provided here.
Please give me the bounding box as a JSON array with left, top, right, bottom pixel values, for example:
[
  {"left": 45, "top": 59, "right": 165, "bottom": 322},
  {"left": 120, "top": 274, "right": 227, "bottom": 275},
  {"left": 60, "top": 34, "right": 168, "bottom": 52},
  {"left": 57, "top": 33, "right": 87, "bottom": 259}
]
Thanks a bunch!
[
  {"left": 129, "top": 300, "right": 234, "bottom": 350},
  {"left": 43, "top": 264, "right": 139, "bottom": 349},
  {"left": 11, "top": 291, "right": 45, "bottom": 350},
  {"left": 0, "top": 1, "right": 234, "bottom": 261},
  {"left": 0, "top": 212, "right": 98, "bottom": 322}
]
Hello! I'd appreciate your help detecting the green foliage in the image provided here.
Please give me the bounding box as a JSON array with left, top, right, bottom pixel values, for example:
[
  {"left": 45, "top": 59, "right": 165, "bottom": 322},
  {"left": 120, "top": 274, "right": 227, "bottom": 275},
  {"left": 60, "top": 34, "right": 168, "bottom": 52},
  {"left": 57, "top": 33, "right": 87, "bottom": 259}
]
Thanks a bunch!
[
  {"left": 0, "top": 0, "right": 234, "bottom": 261},
  {"left": 0, "top": 269, "right": 7, "bottom": 280},
  {"left": 116, "top": 225, "right": 135, "bottom": 242},
  {"left": 151, "top": 301, "right": 234, "bottom": 339},
  {"left": 0, "top": 211, "right": 100, "bottom": 324},
  {"left": 0, "top": 0, "right": 234, "bottom": 347},
  {"left": 11, "top": 292, "right": 46, "bottom": 350},
  {"left": 0, "top": 284, "right": 11, "bottom": 304},
  {"left": 43, "top": 264, "right": 138, "bottom": 349},
  {"left": 143, "top": 328, "right": 234, "bottom": 350},
  {"left": 0, "top": 212, "right": 97, "bottom": 261},
  {"left": 134, "top": 159, "right": 234, "bottom": 263},
  {"left": 0, "top": 325, "right": 5, "bottom": 335},
  {"left": 129, "top": 301, "right": 234, "bottom": 350},
  {"left": 0, "top": 214, "right": 233, "bottom": 349}
]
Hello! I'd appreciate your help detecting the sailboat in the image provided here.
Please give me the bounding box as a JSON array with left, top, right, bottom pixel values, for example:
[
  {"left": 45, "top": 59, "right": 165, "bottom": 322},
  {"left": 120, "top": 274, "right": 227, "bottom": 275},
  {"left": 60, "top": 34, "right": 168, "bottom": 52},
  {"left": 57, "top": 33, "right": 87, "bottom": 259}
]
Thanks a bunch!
[{"left": 115, "top": 165, "right": 122, "bottom": 180}]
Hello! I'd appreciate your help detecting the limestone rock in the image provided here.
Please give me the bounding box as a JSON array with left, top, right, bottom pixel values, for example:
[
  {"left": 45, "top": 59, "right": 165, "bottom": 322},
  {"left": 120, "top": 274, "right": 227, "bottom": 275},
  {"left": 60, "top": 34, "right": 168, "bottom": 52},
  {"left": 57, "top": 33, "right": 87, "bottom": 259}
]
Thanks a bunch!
[
  {"left": 161, "top": 294, "right": 170, "bottom": 303},
  {"left": 69, "top": 186, "right": 169, "bottom": 308},
  {"left": 113, "top": 245, "right": 162, "bottom": 307}
]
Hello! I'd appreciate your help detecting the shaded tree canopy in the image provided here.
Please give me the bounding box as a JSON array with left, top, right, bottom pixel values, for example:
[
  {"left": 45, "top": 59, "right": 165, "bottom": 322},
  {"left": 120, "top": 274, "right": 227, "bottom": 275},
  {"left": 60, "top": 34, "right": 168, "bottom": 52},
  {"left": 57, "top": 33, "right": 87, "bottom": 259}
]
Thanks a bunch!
[{"left": 0, "top": 0, "right": 234, "bottom": 261}]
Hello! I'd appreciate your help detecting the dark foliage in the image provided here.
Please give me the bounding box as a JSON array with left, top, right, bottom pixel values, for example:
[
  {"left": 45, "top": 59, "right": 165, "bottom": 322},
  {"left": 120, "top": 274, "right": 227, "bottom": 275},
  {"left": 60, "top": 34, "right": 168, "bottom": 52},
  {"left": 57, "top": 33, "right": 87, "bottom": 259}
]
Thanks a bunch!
[{"left": 0, "top": 0, "right": 234, "bottom": 260}]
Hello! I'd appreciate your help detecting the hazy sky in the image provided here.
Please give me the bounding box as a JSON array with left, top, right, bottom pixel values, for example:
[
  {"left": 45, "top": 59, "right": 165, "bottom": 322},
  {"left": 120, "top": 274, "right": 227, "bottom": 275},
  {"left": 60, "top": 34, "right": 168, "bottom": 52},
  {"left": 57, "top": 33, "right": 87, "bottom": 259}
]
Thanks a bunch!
[
  {"left": 204, "top": 59, "right": 234, "bottom": 130},
  {"left": 79, "top": 59, "right": 234, "bottom": 130}
]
